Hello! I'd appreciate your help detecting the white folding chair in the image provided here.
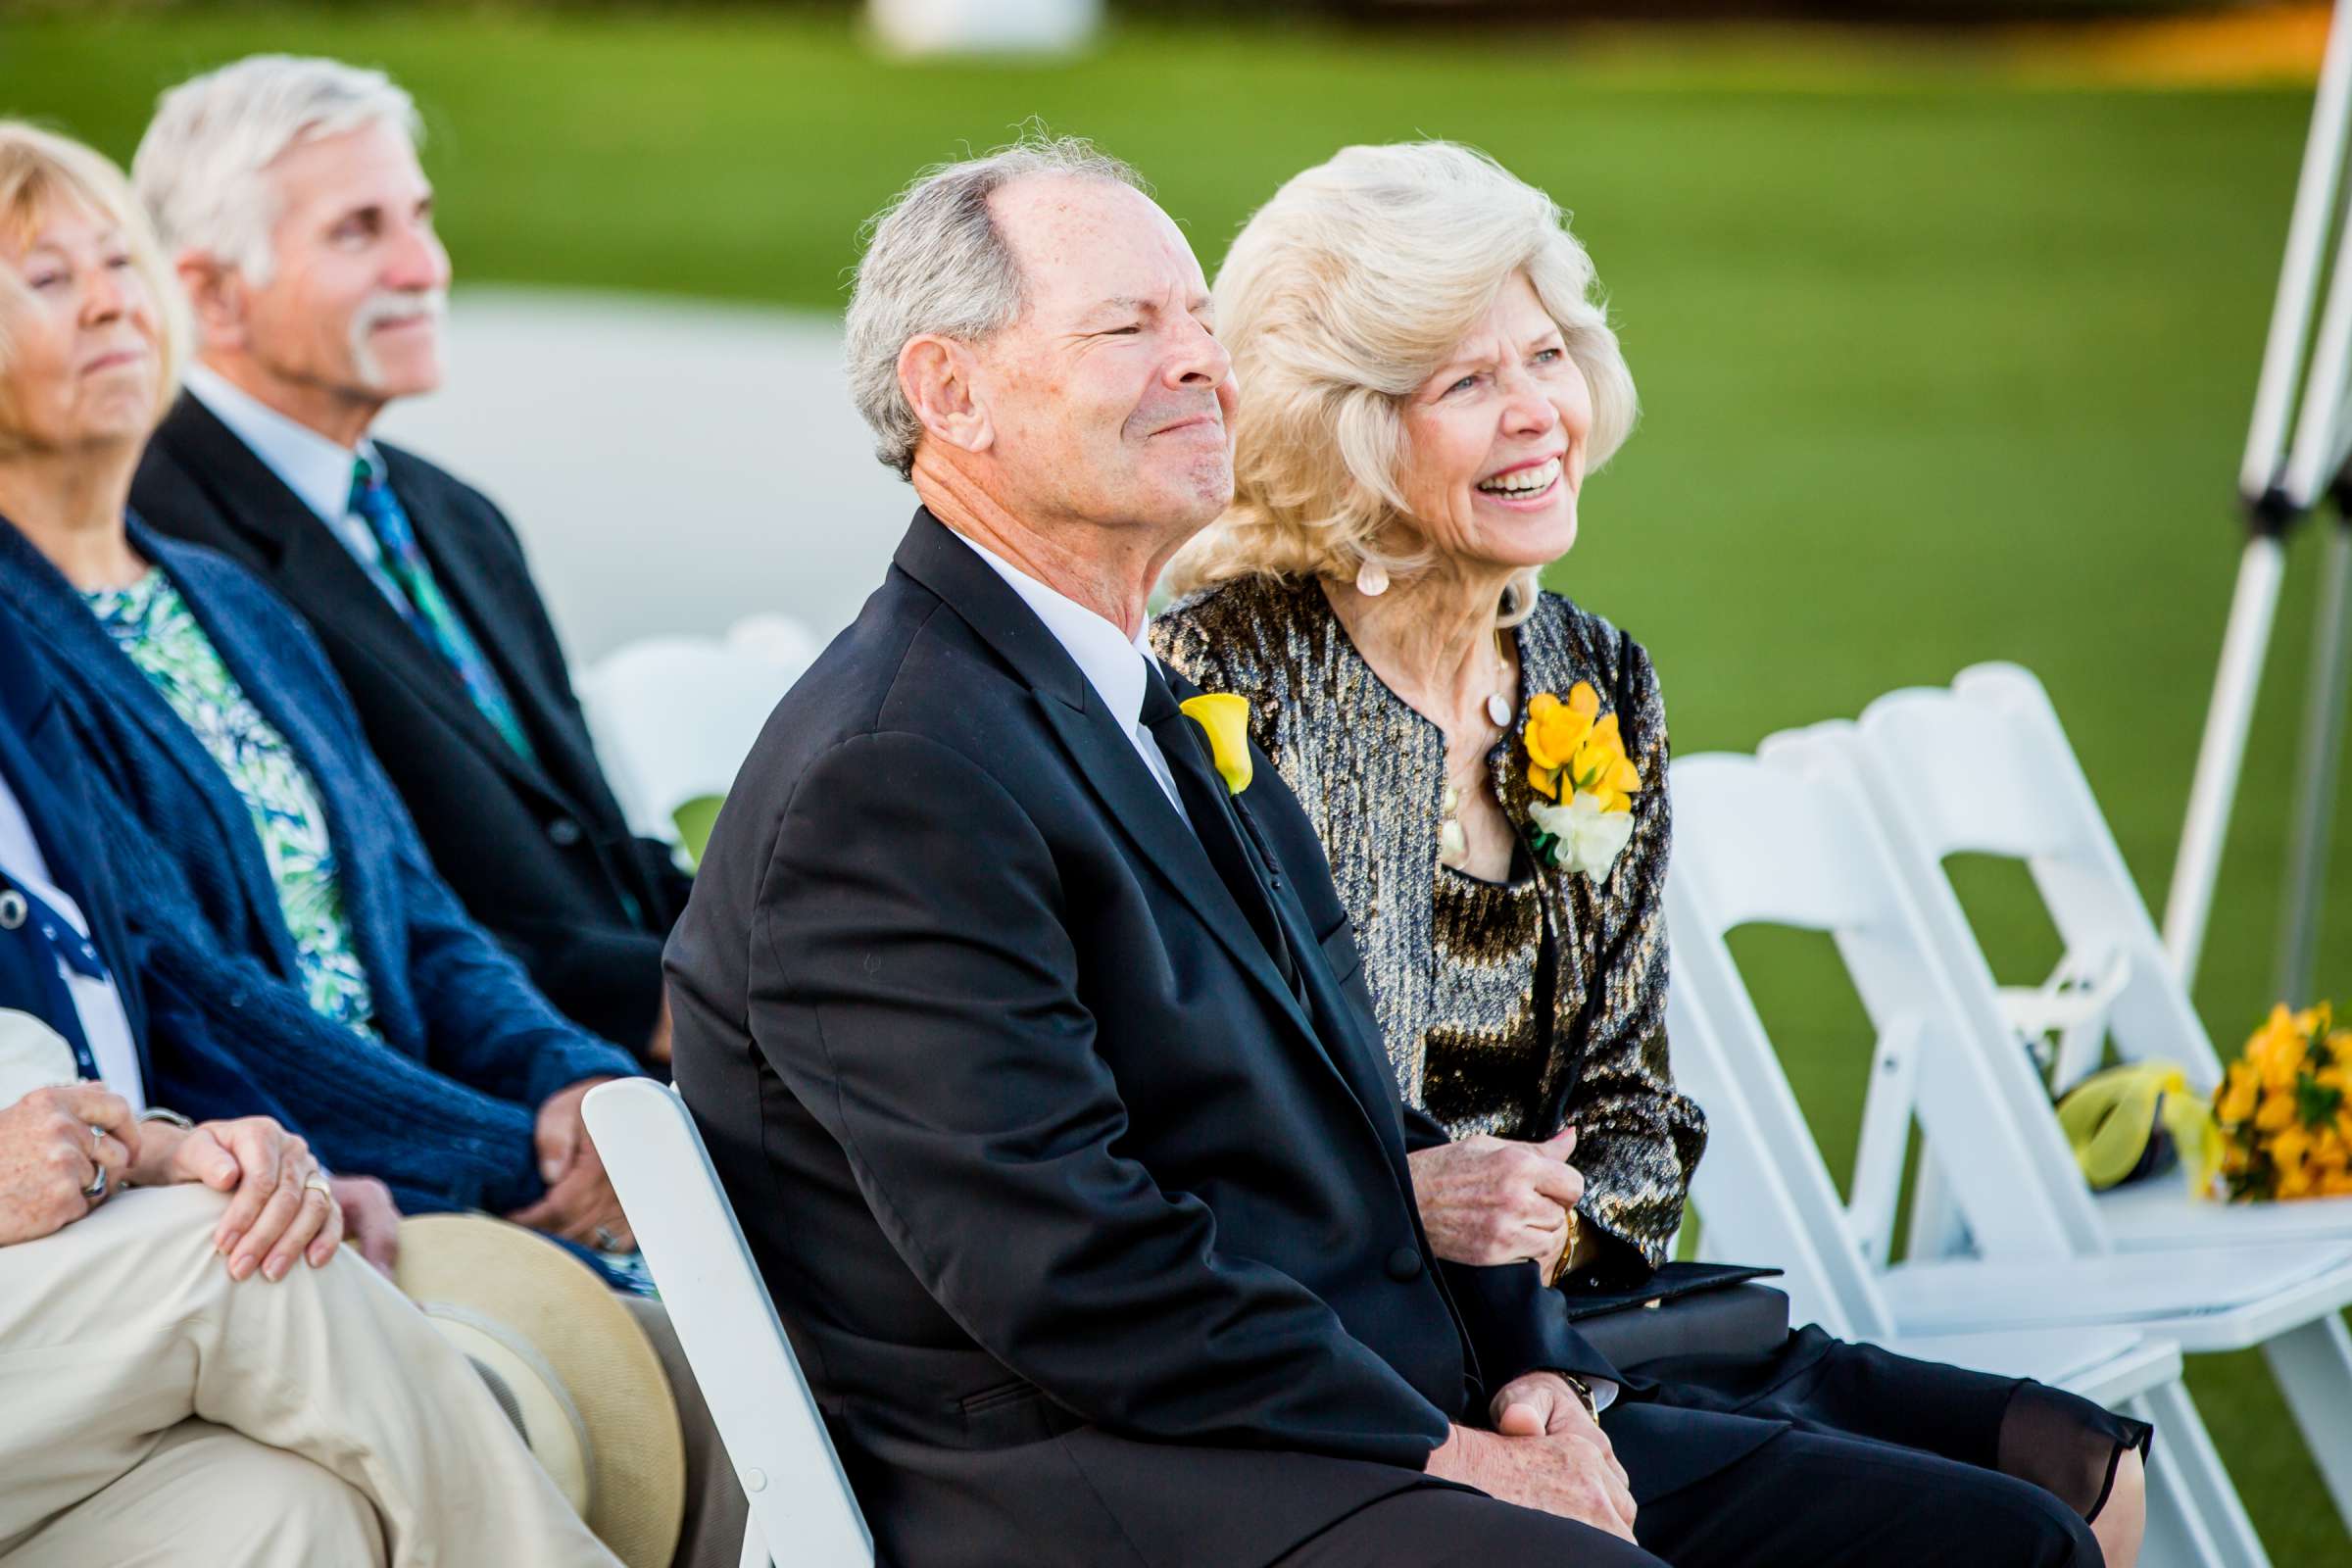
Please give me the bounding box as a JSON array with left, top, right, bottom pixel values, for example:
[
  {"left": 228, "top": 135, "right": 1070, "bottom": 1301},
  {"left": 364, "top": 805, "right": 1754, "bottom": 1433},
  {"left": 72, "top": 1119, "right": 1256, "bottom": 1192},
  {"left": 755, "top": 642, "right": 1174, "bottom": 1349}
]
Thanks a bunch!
[
  {"left": 1745, "top": 668, "right": 2352, "bottom": 1529},
  {"left": 1841, "top": 662, "right": 2352, "bottom": 1254},
  {"left": 577, "top": 621, "right": 812, "bottom": 847},
  {"left": 1672, "top": 972, "right": 2232, "bottom": 1567},
  {"left": 584, "top": 1080, "right": 874, "bottom": 1568},
  {"left": 1668, "top": 748, "right": 2333, "bottom": 1563}
]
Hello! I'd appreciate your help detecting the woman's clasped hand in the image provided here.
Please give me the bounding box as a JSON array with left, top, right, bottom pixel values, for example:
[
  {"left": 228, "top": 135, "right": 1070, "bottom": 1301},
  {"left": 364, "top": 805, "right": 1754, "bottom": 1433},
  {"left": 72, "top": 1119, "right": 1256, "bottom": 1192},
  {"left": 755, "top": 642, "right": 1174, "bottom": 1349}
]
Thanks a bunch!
[{"left": 1407, "top": 1125, "right": 1583, "bottom": 1272}]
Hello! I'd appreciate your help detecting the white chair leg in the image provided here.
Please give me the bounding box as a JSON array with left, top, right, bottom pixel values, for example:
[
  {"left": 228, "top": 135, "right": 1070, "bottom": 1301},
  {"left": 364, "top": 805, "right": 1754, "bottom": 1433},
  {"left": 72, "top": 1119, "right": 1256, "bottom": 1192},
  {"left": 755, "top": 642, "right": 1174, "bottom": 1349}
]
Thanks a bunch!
[
  {"left": 738, "top": 1512, "right": 772, "bottom": 1568},
  {"left": 2139, "top": 1379, "right": 2274, "bottom": 1567},
  {"left": 2129, "top": 1394, "right": 2228, "bottom": 1568},
  {"left": 1903, "top": 1150, "right": 1971, "bottom": 1262},
  {"left": 2262, "top": 1312, "right": 2352, "bottom": 1530}
]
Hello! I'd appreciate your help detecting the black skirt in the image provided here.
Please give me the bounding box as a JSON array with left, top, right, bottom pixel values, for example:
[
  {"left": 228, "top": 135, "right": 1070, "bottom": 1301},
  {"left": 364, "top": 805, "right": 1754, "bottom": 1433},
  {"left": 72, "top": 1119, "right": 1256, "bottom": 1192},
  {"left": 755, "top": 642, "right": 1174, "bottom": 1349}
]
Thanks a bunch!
[{"left": 1629, "top": 1323, "right": 2153, "bottom": 1523}]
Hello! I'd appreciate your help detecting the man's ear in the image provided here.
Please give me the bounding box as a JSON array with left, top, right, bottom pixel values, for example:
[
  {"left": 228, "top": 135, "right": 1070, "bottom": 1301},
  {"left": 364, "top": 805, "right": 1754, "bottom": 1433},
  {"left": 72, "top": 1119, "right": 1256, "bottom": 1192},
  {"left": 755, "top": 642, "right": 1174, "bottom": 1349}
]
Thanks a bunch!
[
  {"left": 899, "top": 334, "right": 994, "bottom": 456},
  {"left": 174, "top": 250, "right": 248, "bottom": 356}
]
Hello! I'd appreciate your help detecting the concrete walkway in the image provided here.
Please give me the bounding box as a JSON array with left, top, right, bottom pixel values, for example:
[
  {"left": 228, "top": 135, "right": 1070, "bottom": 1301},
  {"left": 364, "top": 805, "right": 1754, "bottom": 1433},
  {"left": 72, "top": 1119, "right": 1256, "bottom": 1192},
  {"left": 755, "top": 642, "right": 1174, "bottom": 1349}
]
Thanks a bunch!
[{"left": 375, "top": 286, "right": 907, "bottom": 667}]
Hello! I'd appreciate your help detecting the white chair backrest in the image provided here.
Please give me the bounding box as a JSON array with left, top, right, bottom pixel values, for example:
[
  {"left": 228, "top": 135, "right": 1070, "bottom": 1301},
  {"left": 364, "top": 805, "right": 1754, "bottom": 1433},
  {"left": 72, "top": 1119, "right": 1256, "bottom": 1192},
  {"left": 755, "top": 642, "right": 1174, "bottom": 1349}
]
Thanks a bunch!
[
  {"left": 1667, "top": 751, "right": 2094, "bottom": 1289},
  {"left": 583, "top": 1080, "right": 874, "bottom": 1568},
  {"left": 1851, "top": 662, "right": 2226, "bottom": 1087},
  {"left": 1755, "top": 721, "right": 2120, "bottom": 1257},
  {"left": 579, "top": 627, "right": 810, "bottom": 843}
]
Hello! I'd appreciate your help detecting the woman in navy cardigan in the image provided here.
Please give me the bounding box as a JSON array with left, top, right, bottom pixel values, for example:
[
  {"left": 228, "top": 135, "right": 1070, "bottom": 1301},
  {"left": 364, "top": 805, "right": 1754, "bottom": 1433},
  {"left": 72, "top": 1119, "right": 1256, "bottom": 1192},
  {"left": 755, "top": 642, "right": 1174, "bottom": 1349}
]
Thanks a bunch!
[{"left": 0, "top": 133, "right": 640, "bottom": 1238}]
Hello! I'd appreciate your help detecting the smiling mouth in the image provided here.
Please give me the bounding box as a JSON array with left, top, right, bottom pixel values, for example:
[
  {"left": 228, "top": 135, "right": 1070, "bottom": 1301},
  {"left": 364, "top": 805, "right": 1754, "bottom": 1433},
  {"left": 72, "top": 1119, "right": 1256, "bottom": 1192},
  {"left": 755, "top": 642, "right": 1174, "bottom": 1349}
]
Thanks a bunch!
[
  {"left": 1476, "top": 455, "right": 1564, "bottom": 501},
  {"left": 369, "top": 315, "right": 436, "bottom": 334},
  {"left": 1152, "top": 414, "right": 1220, "bottom": 437}
]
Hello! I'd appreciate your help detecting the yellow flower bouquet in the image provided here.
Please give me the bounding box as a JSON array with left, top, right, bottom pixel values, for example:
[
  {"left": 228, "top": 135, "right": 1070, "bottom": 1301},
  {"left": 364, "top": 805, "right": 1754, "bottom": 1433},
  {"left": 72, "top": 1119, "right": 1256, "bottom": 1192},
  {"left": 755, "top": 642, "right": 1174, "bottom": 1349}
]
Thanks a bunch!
[{"left": 2214, "top": 1003, "right": 2352, "bottom": 1201}]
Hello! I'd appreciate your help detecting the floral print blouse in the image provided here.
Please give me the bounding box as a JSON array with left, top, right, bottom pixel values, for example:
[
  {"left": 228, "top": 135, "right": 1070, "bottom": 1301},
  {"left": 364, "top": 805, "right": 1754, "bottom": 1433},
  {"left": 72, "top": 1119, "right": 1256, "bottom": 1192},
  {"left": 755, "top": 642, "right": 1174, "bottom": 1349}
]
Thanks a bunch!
[{"left": 84, "top": 569, "right": 376, "bottom": 1034}]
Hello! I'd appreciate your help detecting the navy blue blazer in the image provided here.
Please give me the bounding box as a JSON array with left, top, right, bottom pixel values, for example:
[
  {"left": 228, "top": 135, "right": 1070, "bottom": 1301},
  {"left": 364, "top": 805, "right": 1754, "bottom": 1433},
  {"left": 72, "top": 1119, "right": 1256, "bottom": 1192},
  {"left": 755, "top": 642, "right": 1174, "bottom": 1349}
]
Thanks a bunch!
[
  {"left": 0, "top": 609, "right": 149, "bottom": 1074},
  {"left": 0, "top": 608, "right": 296, "bottom": 1125},
  {"left": 0, "top": 517, "right": 637, "bottom": 1213}
]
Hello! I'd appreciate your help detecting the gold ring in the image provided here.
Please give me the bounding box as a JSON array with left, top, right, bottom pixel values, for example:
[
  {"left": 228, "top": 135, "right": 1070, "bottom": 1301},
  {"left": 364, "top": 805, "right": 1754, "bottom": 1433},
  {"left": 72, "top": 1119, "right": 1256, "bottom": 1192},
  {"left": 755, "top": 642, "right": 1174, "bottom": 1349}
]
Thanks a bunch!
[{"left": 302, "top": 1175, "right": 334, "bottom": 1200}]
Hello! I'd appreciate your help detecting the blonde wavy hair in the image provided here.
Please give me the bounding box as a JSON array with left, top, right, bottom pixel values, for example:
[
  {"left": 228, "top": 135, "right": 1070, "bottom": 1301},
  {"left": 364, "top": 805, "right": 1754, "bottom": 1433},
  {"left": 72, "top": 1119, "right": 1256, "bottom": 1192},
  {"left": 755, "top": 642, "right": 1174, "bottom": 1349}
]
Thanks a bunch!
[
  {"left": 1163, "top": 141, "right": 1636, "bottom": 619},
  {"left": 0, "top": 122, "right": 188, "bottom": 439}
]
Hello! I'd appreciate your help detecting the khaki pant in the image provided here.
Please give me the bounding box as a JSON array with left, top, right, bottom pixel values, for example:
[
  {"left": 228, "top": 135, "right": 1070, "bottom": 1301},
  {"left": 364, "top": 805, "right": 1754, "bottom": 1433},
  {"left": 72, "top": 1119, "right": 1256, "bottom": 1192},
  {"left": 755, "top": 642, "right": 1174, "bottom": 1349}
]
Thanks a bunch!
[{"left": 0, "top": 1183, "right": 622, "bottom": 1568}]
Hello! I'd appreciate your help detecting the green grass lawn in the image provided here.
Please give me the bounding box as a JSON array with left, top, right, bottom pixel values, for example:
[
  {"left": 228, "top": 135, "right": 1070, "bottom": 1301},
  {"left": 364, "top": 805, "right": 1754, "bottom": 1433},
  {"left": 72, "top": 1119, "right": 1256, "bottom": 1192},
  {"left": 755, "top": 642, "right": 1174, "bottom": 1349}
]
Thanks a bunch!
[{"left": 5, "top": 5, "right": 2346, "bottom": 1554}]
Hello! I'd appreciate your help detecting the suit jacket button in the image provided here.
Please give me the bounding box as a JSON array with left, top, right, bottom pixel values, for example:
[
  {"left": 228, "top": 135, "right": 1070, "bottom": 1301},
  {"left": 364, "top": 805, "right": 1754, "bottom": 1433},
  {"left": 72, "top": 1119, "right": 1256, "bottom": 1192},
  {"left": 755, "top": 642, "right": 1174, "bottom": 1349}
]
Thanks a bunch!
[
  {"left": 0, "top": 890, "right": 23, "bottom": 929},
  {"left": 1386, "top": 1246, "right": 1424, "bottom": 1282},
  {"left": 547, "top": 817, "right": 583, "bottom": 848}
]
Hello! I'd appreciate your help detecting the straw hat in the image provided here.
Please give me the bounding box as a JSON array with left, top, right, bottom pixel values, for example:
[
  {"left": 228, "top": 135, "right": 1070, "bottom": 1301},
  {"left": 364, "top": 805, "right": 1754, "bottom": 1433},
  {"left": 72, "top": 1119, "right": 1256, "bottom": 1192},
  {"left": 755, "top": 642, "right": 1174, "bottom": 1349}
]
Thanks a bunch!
[{"left": 394, "top": 1214, "right": 686, "bottom": 1568}]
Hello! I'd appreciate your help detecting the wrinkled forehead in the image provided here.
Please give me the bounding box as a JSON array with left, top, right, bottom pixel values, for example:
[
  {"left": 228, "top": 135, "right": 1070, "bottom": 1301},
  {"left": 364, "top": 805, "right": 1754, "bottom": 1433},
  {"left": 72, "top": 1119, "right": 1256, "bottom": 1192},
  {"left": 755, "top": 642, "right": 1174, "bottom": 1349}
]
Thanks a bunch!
[
  {"left": 266, "top": 118, "right": 430, "bottom": 208},
  {"left": 991, "top": 174, "right": 1206, "bottom": 323}
]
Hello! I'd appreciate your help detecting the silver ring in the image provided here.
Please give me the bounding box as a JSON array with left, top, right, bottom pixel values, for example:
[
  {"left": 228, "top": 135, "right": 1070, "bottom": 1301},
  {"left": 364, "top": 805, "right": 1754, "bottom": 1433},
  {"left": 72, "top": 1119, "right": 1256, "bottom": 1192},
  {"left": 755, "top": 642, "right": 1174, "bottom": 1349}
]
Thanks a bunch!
[
  {"left": 593, "top": 1225, "right": 623, "bottom": 1251},
  {"left": 82, "top": 1125, "right": 110, "bottom": 1201}
]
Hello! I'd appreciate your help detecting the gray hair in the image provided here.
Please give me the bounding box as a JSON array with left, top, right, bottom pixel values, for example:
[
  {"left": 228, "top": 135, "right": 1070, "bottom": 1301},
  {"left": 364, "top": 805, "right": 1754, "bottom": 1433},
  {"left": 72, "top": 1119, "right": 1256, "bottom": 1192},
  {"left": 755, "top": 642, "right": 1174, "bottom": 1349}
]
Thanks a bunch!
[
  {"left": 845, "top": 133, "right": 1146, "bottom": 478},
  {"left": 131, "top": 54, "right": 422, "bottom": 283}
]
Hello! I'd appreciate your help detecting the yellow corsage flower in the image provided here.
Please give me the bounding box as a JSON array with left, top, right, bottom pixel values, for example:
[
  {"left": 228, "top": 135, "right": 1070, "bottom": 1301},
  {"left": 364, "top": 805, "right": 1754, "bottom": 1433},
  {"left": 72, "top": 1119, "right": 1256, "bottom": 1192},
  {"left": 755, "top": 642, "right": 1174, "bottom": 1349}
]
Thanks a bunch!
[
  {"left": 1179, "top": 693, "right": 1252, "bottom": 796},
  {"left": 1521, "top": 681, "right": 1642, "bottom": 878},
  {"left": 1523, "top": 687, "right": 1597, "bottom": 779}
]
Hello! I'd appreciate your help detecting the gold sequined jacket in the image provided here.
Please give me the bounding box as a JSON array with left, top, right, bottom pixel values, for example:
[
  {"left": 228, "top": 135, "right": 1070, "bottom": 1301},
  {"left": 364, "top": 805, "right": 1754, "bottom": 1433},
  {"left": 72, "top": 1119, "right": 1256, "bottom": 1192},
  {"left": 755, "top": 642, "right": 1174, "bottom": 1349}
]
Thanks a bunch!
[{"left": 1152, "top": 574, "right": 1707, "bottom": 1272}]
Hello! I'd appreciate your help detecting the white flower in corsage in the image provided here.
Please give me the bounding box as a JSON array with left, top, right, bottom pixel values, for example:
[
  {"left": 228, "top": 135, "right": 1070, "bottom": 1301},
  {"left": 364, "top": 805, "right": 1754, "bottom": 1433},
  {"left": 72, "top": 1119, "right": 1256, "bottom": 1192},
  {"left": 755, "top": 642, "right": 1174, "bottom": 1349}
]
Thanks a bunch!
[{"left": 1522, "top": 681, "right": 1642, "bottom": 880}]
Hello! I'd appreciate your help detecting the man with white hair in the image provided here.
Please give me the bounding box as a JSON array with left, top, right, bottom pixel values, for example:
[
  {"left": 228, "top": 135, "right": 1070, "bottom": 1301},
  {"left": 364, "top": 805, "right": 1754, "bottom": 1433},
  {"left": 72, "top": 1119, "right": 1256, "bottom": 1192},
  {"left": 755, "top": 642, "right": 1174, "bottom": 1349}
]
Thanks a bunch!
[
  {"left": 675, "top": 135, "right": 2113, "bottom": 1568},
  {"left": 126, "top": 54, "right": 688, "bottom": 1066},
  {"left": 123, "top": 60, "right": 747, "bottom": 1567},
  {"left": 677, "top": 137, "right": 1689, "bottom": 1568}
]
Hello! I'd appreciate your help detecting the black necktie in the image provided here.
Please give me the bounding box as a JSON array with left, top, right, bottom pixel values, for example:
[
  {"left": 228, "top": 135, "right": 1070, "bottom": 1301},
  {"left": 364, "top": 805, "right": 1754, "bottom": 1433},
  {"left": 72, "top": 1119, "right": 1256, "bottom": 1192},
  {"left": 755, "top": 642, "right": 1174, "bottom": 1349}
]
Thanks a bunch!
[{"left": 1139, "top": 665, "right": 1301, "bottom": 997}]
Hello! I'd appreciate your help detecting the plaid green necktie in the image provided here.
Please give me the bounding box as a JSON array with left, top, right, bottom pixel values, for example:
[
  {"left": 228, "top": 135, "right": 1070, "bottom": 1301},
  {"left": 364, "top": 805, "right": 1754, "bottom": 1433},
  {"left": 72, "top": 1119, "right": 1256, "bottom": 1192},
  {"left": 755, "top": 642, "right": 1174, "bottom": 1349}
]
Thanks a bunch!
[{"left": 347, "top": 458, "right": 537, "bottom": 763}]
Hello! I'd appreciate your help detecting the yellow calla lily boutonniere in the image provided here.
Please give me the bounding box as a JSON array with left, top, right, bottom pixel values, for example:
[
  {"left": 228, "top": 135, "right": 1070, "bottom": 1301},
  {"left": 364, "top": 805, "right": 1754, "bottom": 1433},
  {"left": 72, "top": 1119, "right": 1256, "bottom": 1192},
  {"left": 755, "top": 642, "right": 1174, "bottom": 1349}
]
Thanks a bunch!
[
  {"left": 1180, "top": 693, "right": 1253, "bottom": 795},
  {"left": 1521, "top": 680, "right": 1642, "bottom": 878}
]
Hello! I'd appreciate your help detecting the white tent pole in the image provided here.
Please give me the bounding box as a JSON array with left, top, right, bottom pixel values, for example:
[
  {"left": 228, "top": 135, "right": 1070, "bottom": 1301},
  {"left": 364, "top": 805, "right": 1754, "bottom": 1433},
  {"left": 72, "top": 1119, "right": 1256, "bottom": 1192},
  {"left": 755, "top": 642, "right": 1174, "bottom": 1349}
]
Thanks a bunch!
[
  {"left": 2164, "top": 0, "right": 2352, "bottom": 988},
  {"left": 2241, "top": 0, "right": 2352, "bottom": 503},
  {"left": 2167, "top": 539, "right": 2289, "bottom": 985}
]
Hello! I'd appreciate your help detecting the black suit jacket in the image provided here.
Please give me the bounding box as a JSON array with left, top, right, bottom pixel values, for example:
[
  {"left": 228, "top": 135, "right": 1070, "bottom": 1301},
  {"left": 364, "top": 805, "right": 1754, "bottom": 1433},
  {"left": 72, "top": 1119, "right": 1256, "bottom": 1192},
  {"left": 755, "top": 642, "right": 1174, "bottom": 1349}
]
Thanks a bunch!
[
  {"left": 132, "top": 393, "right": 687, "bottom": 1049},
  {"left": 670, "top": 513, "right": 1751, "bottom": 1568}
]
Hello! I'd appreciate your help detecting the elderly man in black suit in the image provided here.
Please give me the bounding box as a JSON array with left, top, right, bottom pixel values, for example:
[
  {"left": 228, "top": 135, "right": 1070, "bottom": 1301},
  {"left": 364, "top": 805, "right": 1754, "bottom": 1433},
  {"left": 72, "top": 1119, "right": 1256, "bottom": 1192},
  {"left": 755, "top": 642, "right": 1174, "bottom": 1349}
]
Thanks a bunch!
[
  {"left": 124, "top": 55, "right": 686, "bottom": 1063},
  {"left": 667, "top": 137, "right": 2102, "bottom": 1568}
]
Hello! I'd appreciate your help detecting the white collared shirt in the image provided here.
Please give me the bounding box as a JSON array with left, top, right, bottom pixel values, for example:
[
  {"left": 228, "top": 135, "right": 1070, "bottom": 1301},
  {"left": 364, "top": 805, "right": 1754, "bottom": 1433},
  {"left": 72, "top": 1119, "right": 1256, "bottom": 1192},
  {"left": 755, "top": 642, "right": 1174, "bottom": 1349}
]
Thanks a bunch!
[
  {"left": 955, "top": 531, "right": 1188, "bottom": 823},
  {"left": 0, "top": 768, "right": 144, "bottom": 1111},
  {"left": 183, "top": 366, "right": 406, "bottom": 609}
]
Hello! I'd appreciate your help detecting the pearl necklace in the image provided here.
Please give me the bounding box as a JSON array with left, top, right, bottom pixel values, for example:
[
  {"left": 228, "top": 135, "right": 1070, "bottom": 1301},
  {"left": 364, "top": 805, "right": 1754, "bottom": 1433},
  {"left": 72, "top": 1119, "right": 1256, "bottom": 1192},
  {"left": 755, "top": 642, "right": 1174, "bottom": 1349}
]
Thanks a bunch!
[{"left": 1438, "top": 632, "right": 1515, "bottom": 867}]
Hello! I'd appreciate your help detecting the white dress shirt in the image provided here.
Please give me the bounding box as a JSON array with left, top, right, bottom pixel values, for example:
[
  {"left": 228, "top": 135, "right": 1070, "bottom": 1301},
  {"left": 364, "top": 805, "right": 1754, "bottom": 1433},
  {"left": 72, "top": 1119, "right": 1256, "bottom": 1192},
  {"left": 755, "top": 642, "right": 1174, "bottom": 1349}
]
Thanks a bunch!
[
  {"left": 0, "top": 768, "right": 144, "bottom": 1110},
  {"left": 956, "top": 531, "right": 1189, "bottom": 823},
  {"left": 182, "top": 366, "right": 407, "bottom": 612}
]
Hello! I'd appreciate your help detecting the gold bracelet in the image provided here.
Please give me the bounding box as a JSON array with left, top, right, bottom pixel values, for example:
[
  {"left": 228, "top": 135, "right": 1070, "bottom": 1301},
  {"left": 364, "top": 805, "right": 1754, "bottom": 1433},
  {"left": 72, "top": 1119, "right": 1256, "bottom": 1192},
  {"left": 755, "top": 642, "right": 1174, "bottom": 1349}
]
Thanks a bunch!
[{"left": 1544, "top": 1209, "right": 1586, "bottom": 1289}]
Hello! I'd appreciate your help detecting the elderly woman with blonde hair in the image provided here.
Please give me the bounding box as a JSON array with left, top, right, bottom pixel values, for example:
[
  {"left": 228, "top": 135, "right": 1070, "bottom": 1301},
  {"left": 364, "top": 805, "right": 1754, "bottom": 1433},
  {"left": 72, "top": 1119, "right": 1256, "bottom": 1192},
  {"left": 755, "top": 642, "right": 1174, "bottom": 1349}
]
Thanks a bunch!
[
  {"left": 1154, "top": 141, "right": 2148, "bottom": 1565},
  {"left": 0, "top": 121, "right": 625, "bottom": 1568}
]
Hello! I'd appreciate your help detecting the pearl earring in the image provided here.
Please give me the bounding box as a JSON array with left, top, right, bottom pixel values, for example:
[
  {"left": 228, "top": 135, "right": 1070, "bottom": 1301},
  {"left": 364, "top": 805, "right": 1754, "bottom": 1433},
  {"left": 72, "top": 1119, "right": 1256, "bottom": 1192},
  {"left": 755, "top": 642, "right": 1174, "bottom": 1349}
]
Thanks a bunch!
[{"left": 1354, "top": 557, "right": 1390, "bottom": 597}]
